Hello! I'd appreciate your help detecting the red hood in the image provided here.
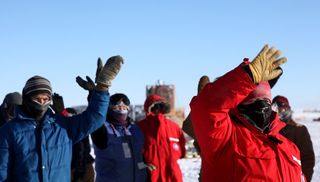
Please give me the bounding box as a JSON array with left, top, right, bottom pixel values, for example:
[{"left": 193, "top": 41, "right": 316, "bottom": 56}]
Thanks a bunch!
[{"left": 144, "top": 94, "right": 165, "bottom": 113}]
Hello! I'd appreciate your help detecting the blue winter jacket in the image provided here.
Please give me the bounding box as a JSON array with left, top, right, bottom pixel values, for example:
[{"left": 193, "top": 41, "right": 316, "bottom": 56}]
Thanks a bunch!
[
  {"left": 0, "top": 90, "right": 109, "bottom": 182},
  {"left": 94, "top": 122, "right": 147, "bottom": 182}
]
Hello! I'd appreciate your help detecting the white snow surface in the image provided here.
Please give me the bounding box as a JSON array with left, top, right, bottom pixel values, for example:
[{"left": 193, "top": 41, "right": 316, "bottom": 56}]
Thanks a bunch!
[{"left": 179, "top": 110, "right": 320, "bottom": 182}]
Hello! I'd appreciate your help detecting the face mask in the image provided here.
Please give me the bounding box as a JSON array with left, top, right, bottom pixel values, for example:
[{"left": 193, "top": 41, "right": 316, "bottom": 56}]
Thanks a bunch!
[
  {"left": 146, "top": 112, "right": 164, "bottom": 123},
  {"left": 239, "top": 99, "right": 272, "bottom": 131},
  {"left": 109, "top": 109, "right": 128, "bottom": 126},
  {"left": 24, "top": 99, "right": 51, "bottom": 121},
  {"left": 30, "top": 100, "right": 51, "bottom": 113}
]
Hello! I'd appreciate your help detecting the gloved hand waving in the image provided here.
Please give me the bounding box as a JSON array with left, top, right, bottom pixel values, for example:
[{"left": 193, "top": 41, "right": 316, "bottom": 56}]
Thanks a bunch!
[
  {"left": 96, "top": 55, "right": 124, "bottom": 88},
  {"left": 197, "top": 75, "right": 210, "bottom": 94},
  {"left": 76, "top": 56, "right": 124, "bottom": 91},
  {"left": 249, "top": 44, "right": 287, "bottom": 83},
  {"left": 76, "top": 76, "right": 95, "bottom": 91},
  {"left": 76, "top": 58, "right": 103, "bottom": 91},
  {"left": 52, "top": 93, "right": 65, "bottom": 114}
]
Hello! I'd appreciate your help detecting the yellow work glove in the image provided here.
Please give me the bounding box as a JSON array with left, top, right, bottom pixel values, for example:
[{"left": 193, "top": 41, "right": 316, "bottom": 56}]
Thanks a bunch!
[
  {"left": 249, "top": 44, "right": 287, "bottom": 83},
  {"left": 96, "top": 55, "right": 124, "bottom": 88}
]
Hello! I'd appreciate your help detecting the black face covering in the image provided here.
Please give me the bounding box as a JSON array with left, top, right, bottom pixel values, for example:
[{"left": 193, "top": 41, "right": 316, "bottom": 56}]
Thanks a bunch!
[
  {"left": 239, "top": 99, "right": 272, "bottom": 131},
  {"left": 23, "top": 97, "right": 51, "bottom": 122}
]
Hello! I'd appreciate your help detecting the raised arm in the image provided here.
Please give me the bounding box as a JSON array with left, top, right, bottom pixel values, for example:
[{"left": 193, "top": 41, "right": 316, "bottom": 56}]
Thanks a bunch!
[
  {"left": 190, "top": 45, "right": 287, "bottom": 161},
  {"left": 62, "top": 56, "right": 124, "bottom": 142}
]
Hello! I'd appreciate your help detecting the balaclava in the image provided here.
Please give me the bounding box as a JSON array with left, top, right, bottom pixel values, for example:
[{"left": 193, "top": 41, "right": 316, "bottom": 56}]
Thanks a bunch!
[
  {"left": 107, "top": 93, "right": 130, "bottom": 127},
  {"left": 238, "top": 81, "right": 273, "bottom": 132},
  {"left": 1, "top": 92, "right": 22, "bottom": 122},
  {"left": 22, "top": 75, "right": 52, "bottom": 122},
  {"left": 272, "top": 95, "right": 292, "bottom": 123}
]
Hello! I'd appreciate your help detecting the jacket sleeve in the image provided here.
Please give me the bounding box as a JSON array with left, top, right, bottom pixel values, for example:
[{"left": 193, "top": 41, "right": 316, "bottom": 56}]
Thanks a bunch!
[
  {"left": 297, "top": 126, "right": 315, "bottom": 182},
  {"left": 189, "top": 65, "right": 256, "bottom": 161},
  {"left": 90, "top": 125, "right": 108, "bottom": 149},
  {"left": 59, "top": 90, "right": 109, "bottom": 143},
  {"left": 0, "top": 126, "right": 12, "bottom": 181}
]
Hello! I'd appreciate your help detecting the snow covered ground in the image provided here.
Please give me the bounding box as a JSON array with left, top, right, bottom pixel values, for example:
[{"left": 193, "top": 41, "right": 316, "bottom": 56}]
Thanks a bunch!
[{"left": 179, "top": 110, "right": 320, "bottom": 182}]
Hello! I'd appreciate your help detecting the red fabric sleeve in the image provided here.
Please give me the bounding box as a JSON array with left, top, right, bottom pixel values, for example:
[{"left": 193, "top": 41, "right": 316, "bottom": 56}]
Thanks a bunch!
[{"left": 190, "top": 65, "right": 256, "bottom": 161}]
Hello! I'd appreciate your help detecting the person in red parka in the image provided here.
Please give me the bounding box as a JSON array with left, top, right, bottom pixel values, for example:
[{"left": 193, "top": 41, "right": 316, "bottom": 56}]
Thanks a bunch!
[
  {"left": 190, "top": 44, "right": 306, "bottom": 182},
  {"left": 138, "top": 95, "right": 186, "bottom": 182}
]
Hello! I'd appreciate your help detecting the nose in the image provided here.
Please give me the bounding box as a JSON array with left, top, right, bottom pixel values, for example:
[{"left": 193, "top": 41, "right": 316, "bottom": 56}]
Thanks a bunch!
[
  {"left": 37, "top": 98, "right": 47, "bottom": 105},
  {"left": 32, "top": 96, "right": 50, "bottom": 105}
]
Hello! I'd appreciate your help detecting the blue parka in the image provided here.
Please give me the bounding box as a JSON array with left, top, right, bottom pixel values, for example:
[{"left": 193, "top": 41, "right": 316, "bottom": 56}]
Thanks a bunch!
[
  {"left": 0, "top": 90, "right": 109, "bottom": 182},
  {"left": 93, "top": 122, "right": 147, "bottom": 182}
]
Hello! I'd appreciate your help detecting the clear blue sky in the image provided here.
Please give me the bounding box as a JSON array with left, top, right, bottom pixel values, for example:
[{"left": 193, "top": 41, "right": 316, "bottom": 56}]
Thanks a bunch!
[{"left": 1, "top": 0, "right": 319, "bottom": 112}]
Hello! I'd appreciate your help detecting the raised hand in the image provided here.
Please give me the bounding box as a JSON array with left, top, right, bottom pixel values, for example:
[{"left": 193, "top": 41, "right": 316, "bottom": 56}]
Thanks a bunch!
[
  {"left": 96, "top": 55, "right": 124, "bottom": 88},
  {"left": 52, "top": 93, "right": 65, "bottom": 113},
  {"left": 249, "top": 44, "right": 287, "bottom": 83},
  {"left": 76, "top": 76, "right": 95, "bottom": 91}
]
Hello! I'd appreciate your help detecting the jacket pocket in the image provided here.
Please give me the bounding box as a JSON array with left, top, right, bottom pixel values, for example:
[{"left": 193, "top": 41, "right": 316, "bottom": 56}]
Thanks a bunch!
[{"left": 233, "top": 139, "right": 278, "bottom": 181}]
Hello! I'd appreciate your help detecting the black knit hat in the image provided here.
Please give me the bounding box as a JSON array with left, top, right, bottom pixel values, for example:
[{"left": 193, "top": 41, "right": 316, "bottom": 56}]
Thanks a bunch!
[
  {"left": 109, "top": 93, "right": 130, "bottom": 107},
  {"left": 22, "top": 75, "right": 52, "bottom": 96}
]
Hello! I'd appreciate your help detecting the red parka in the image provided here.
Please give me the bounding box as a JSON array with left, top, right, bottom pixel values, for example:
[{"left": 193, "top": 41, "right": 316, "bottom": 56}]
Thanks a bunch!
[
  {"left": 138, "top": 95, "right": 186, "bottom": 182},
  {"left": 190, "top": 65, "right": 305, "bottom": 182}
]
